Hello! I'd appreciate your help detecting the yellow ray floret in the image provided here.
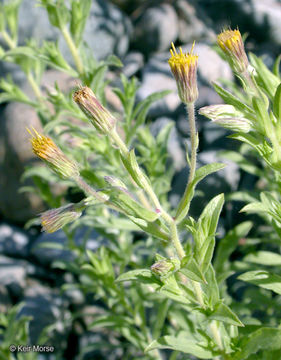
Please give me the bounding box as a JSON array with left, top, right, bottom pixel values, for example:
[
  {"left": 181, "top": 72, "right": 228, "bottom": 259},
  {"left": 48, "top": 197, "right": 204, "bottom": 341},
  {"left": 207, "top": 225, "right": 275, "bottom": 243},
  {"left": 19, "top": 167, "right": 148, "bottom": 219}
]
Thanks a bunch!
[
  {"left": 27, "top": 127, "right": 57, "bottom": 160},
  {"left": 217, "top": 29, "right": 242, "bottom": 52},
  {"left": 27, "top": 127, "right": 79, "bottom": 179},
  {"left": 168, "top": 42, "right": 198, "bottom": 70}
]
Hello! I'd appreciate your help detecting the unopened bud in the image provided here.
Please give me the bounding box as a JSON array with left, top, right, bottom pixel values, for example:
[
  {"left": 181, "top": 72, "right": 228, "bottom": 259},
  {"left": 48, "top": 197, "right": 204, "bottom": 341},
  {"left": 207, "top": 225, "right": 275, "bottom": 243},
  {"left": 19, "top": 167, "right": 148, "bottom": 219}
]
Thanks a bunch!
[
  {"left": 217, "top": 29, "right": 249, "bottom": 74},
  {"left": 28, "top": 128, "right": 80, "bottom": 179},
  {"left": 168, "top": 42, "right": 198, "bottom": 104},
  {"left": 199, "top": 104, "right": 251, "bottom": 133},
  {"left": 151, "top": 257, "right": 180, "bottom": 277},
  {"left": 40, "top": 203, "right": 82, "bottom": 233},
  {"left": 73, "top": 86, "right": 116, "bottom": 134}
]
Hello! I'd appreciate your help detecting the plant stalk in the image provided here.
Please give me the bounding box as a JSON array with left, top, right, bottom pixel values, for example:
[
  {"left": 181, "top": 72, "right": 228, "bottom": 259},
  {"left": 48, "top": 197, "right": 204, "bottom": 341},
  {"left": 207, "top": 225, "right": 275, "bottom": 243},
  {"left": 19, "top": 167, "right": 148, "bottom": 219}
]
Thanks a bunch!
[
  {"left": 175, "top": 102, "right": 198, "bottom": 222},
  {"left": 187, "top": 102, "right": 197, "bottom": 185},
  {"left": 61, "top": 27, "right": 84, "bottom": 74}
]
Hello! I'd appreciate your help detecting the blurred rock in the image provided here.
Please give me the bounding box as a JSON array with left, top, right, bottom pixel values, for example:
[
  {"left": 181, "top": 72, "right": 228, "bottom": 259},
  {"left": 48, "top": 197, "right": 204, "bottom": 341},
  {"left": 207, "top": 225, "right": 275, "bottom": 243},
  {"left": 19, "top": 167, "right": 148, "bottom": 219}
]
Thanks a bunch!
[
  {"left": 175, "top": 0, "right": 216, "bottom": 43},
  {"left": 0, "top": 223, "right": 30, "bottom": 258},
  {"left": 0, "top": 70, "right": 75, "bottom": 223},
  {"left": 133, "top": 4, "right": 178, "bottom": 54},
  {"left": 137, "top": 44, "right": 232, "bottom": 118},
  {"left": 0, "top": 284, "right": 11, "bottom": 312},
  {"left": 122, "top": 51, "right": 144, "bottom": 77},
  {"left": 0, "top": 255, "right": 27, "bottom": 298},
  {"left": 31, "top": 227, "right": 103, "bottom": 266},
  {"left": 251, "top": 0, "right": 281, "bottom": 46},
  {"left": 19, "top": 281, "right": 70, "bottom": 345}
]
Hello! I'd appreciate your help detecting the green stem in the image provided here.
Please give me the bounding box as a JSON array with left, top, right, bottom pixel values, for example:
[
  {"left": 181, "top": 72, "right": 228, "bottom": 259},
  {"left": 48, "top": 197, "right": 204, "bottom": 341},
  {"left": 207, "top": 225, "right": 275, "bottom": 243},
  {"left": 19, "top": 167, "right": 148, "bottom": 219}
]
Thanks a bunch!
[
  {"left": 26, "top": 72, "right": 43, "bottom": 100},
  {"left": 175, "top": 102, "right": 198, "bottom": 222},
  {"left": 170, "top": 220, "right": 185, "bottom": 259},
  {"left": 1, "top": 30, "right": 16, "bottom": 48},
  {"left": 111, "top": 128, "right": 186, "bottom": 260},
  {"left": 61, "top": 27, "right": 84, "bottom": 74},
  {"left": 192, "top": 281, "right": 205, "bottom": 309},
  {"left": 187, "top": 102, "right": 197, "bottom": 185}
]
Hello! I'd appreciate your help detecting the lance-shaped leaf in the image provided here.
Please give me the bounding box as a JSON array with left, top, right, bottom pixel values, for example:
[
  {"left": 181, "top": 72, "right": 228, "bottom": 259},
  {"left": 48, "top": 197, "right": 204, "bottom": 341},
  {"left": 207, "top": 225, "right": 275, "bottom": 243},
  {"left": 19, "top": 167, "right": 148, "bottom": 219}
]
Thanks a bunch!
[
  {"left": 238, "top": 270, "right": 281, "bottom": 295},
  {"left": 145, "top": 336, "right": 215, "bottom": 359},
  {"left": 233, "top": 328, "right": 281, "bottom": 360},
  {"left": 106, "top": 185, "right": 160, "bottom": 222},
  {"left": 176, "top": 163, "right": 225, "bottom": 223},
  {"left": 209, "top": 302, "right": 244, "bottom": 327}
]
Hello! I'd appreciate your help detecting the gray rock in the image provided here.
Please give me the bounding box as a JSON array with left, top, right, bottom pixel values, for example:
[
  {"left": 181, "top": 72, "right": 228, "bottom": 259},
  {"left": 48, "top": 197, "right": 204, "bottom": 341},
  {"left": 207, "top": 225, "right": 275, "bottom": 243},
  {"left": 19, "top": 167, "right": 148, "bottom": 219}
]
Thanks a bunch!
[
  {"left": 0, "top": 223, "right": 30, "bottom": 258},
  {"left": 137, "top": 44, "right": 232, "bottom": 117},
  {"left": 122, "top": 52, "right": 144, "bottom": 78},
  {"left": 0, "top": 255, "right": 27, "bottom": 297},
  {"left": 31, "top": 227, "right": 102, "bottom": 265},
  {"left": 0, "top": 284, "right": 12, "bottom": 312},
  {"left": 19, "top": 282, "right": 70, "bottom": 345},
  {"left": 175, "top": 0, "right": 216, "bottom": 43},
  {"left": 133, "top": 4, "right": 178, "bottom": 54},
  {"left": 251, "top": 0, "right": 281, "bottom": 46}
]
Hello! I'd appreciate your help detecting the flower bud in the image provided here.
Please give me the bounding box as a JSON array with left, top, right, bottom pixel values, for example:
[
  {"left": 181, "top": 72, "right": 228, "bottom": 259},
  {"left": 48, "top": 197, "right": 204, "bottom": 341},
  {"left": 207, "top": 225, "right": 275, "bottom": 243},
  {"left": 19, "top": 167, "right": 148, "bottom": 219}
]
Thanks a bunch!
[
  {"left": 168, "top": 42, "right": 198, "bottom": 104},
  {"left": 40, "top": 203, "right": 82, "bottom": 233},
  {"left": 28, "top": 128, "right": 80, "bottom": 179},
  {"left": 151, "top": 257, "right": 180, "bottom": 278},
  {"left": 199, "top": 104, "right": 251, "bottom": 133},
  {"left": 73, "top": 86, "right": 116, "bottom": 134},
  {"left": 217, "top": 29, "right": 249, "bottom": 74}
]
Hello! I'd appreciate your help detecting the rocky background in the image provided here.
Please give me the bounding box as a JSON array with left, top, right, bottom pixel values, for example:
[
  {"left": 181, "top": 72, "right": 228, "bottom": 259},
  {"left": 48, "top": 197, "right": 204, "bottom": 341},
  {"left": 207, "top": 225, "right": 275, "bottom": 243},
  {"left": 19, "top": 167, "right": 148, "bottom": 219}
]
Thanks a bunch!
[{"left": 0, "top": 0, "right": 280, "bottom": 358}]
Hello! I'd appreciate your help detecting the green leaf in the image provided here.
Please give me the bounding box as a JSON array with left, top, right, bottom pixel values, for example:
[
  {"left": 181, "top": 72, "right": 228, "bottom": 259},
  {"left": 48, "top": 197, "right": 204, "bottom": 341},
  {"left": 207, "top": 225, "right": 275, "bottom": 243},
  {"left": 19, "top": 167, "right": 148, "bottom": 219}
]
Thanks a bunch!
[
  {"left": 273, "top": 55, "right": 281, "bottom": 78},
  {"left": 89, "top": 314, "right": 133, "bottom": 329},
  {"left": 243, "top": 251, "right": 281, "bottom": 266},
  {"left": 214, "top": 221, "right": 252, "bottom": 273},
  {"left": 70, "top": 0, "right": 91, "bottom": 46},
  {"left": 107, "top": 186, "right": 160, "bottom": 222},
  {"left": 128, "top": 90, "right": 171, "bottom": 143},
  {"left": 176, "top": 163, "right": 225, "bottom": 223},
  {"left": 234, "top": 328, "right": 281, "bottom": 360},
  {"left": 238, "top": 270, "right": 281, "bottom": 295},
  {"left": 213, "top": 82, "right": 254, "bottom": 116},
  {"left": 209, "top": 302, "right": 244, "bottom": 327},
  {"left": 152, "top": 299, "right": 169, "bottom": 339},
  {"left": 41, "top": 0, "right": 70, "bottom": 29},
  {"left": 120, "top": 149, "right": 152, "bottom": 190},
  {"left": 115, "top": 269, "right": 160, "bottom": 285},
  {"left": 250, "top": 53, "right": 280, "bottom": 100},
  {"left": 180, "top": 258, "right": 206, "bottom": 283},
  {"left": 145, "top": 336, "right": 214, "bottom": 358},
  {"left": 273, "top": 83, "right": 281, "bottom": 119}
]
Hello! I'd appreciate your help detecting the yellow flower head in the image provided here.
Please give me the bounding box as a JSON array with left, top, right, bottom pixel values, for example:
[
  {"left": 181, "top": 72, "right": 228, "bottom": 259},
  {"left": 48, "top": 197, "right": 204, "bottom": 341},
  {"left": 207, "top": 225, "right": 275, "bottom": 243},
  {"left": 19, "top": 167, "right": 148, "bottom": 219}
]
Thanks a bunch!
[
  {"left": 28, "top": 127, "right": 79, "bottom": 179},
  {"left": 217, "top": 29, "right": 248, "bottom": 73},
  {"left": 168, "top": 42, "right": 198, "bottom": 104},
  {"left": 41, "top": 203, "right": 82, "bottom": 233},
  {"left": 73, "top": 86, "right": 116, "bottom": 134}
]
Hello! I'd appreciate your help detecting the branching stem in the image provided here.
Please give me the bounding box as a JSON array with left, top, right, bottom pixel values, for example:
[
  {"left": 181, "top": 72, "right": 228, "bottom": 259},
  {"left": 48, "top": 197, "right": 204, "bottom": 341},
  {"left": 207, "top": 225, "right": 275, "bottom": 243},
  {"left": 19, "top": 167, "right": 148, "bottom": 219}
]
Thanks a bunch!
[{"left": 61, "top": 27, "right": 84, "bottom": 74}]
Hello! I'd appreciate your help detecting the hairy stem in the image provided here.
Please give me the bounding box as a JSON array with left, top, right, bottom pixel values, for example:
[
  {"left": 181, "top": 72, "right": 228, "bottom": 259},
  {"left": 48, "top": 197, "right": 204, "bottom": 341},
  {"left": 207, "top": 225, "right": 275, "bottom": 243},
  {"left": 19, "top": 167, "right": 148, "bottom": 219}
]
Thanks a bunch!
[
  {"left": 26, "top": 72, "right": 43, "bottom": 100},
  {"left": 187, "top": 102, "right": 197, "bottom": 185},
  {"left": 175, "top": 102, "right": 198, "bottom": 222},
  {"left": 61, "top": 27, "right": 84, "bottom": 74}
]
